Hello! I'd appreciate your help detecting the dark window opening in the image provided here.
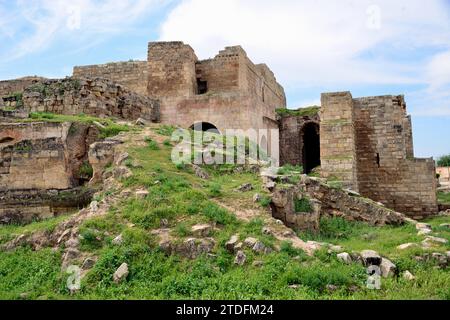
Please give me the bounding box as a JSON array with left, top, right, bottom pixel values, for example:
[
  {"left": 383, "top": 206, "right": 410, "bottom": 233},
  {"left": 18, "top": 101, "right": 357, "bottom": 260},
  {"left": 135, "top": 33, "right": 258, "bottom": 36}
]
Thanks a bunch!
[
  {"left": 302, "top": 123, "right": 321, "bottom": 174},
  {"left": 190, "top": 122, "right": 220, "bottom": 135},
  {"left": 0, "top": 137, "right": 14, "bottom": 144},
  {"left": 376, "top": 153, "right": 380, "bottom": 167},
  {"left": 197, "top": 79, "right": 208, "bottom": 95}
]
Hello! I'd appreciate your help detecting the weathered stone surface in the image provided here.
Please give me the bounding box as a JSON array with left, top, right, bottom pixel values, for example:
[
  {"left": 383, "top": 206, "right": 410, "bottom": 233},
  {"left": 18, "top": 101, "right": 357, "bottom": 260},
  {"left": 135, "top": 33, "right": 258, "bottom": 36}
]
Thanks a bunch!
[
  {"left": 252, "top": 241, "right": 266, "bottom": 254},
  {"left": 397, "top": 243, "right": 418, "bottom": 250},
  {"left": 81, "top": 257, "right": 97, "bottom": 270},
  {"left": 418, "top": 229, "right": 432, "bottom": 236},
  {"left": 225, "top": 235, "right": 239, "bottom": 253},
  {"left": 380, "top": 258, "right": 397, "bottom": 278},
  {"left": 191, "top": 224, "right": 212, "bottom": 237},
  {"left": 360, "top": 250, "right": 382, "bottom": 266},
  {"left": 192, "top": 165, "right": 209, "bottom": 180},
  {"left": 112, "top": 234, "right": 123, "bottom": 246},
  {"left": 403, "top": 271, "right": 415, "bottom": 281},
  {"left": 113, "top": 263, "right": 129, "bottom": 283},
  {"left": 135, "top": 190, "right": 149, "bottom": 199},
  {"left": 244, "top": 237, "right": 258, "bottom": 248},
  {"left": 253, "top": 194, "right": 261, "bottom": 202},
  {"left": 416, "top": 223, "right": 432, "bottom": 230},
  {"left": 337, "top": 252, "right": 352, "bottom": 264},
  {"left": 234, "top": 251, "right": 246, "bottom": 266},
  {"left": 236, "top": 183, "right": 253, "bottom": 192},
  {"left": 422, "top": 236, "right": 448, "bottom": 246},
  {"left": 113, "top": 166, "right": 133, "bottom": 180}
]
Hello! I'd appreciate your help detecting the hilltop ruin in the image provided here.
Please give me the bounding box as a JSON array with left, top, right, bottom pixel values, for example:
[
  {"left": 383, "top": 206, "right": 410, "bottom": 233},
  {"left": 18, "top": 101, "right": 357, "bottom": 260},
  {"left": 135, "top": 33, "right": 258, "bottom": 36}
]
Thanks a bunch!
[{"left": 0, "top": 41, "right": 439, "bottom": 221}]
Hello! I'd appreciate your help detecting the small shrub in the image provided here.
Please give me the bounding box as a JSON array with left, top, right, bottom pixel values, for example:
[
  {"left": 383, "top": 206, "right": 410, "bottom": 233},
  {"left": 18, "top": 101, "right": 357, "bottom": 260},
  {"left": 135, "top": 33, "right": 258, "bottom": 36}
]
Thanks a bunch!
[
  {"left": 259, "top": 195, "right": 272, "bottom": 208},
  {"left": 208, "top": 183, "right": 222, "bottom": 197},
  {"left": 202, "top": 203, "right": 237, "bottom": 225},
  {"left": 174, "top": 223, "right": 190, "bottom": 237},
  {"left": 145, "top": 137, "right": 160, "bottom": 150},
  {"left": 163, "top": 139, "right": 172, "bottom": 147},
  {"left": 278, "top": 164, "right": 303, "bottom": 175},
  {"left": 294, "top": 197, "right": 312, "bottom": 213},
  {"left": 155, "top": 125, "right": 176, "bottom": 137},
  {"left": 78, "top": 161, "right": 93, "bottom": 179}
]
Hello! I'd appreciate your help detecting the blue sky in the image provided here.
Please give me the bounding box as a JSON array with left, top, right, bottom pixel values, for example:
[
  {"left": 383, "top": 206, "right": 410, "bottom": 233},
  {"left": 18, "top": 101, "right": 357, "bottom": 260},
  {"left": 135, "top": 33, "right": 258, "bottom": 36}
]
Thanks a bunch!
[{"left": 1, "top": 0, "right": 449, "bottom": 159}]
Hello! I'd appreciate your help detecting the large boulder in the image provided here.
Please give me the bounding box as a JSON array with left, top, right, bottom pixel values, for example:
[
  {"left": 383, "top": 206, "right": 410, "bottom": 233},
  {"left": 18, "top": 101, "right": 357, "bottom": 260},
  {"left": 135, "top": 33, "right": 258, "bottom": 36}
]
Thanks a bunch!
[
  {"left": 380, "top": 258, "right": 397, "bottom": 278},
  {"left": 360, "top": 250, "right": 382, "bottom": 266},
  {"left": 113, "top": 263, "right": 129, "bottom": 284}
]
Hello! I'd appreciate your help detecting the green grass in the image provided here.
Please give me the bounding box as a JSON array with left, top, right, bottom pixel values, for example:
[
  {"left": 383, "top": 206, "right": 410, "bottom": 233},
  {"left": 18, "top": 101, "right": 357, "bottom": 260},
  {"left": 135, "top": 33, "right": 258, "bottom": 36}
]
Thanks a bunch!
[
  {"left": 294, "top": 197, "right": 313, "bottom": 213},
  {"left": 438, "top": 191, "right": 450, "bottom": 205},
  {"left": 0, "top": 126, "right": 449, "bottom": 300},
  {"left": 26, "top": 112, "right": 131, "bottom": 139},
  {"left": 276, "top": 106, "right": 320, "bottom": 118}
]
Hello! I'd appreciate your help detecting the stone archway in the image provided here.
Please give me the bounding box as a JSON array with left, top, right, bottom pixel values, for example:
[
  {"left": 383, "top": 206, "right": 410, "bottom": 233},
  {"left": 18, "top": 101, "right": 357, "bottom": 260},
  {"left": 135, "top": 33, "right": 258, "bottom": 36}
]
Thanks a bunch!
[
  {"left": 302, "top": 122, "right": 320, "bottom": 174},
  {"left": 190, "top": 122, "right": 220, "bottom": 134}
]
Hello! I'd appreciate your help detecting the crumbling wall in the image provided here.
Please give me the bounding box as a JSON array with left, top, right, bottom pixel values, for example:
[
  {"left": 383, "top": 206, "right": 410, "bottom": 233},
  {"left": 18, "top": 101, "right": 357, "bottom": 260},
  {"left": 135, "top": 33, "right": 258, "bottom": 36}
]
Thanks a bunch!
[
  {"left": 73, "top": 61, "right": 148, "bottom": 95},
  {"left": 353, "top": 95, "right": 438, "bottom": 218},
  {"left": 0, "top": 77, "right": 45, "bottom": 97},
  {"left": 279, "top": 114, "right": 320, "bottom": 166},
  {"left": 320, "top": 92, "right": 359, "bottom": 191},
  {"left": 0, "top": 121, "right": 98, "bottom": 223},
  {"left": 22, "top": 77, "right": 160, "bottom": 121}
]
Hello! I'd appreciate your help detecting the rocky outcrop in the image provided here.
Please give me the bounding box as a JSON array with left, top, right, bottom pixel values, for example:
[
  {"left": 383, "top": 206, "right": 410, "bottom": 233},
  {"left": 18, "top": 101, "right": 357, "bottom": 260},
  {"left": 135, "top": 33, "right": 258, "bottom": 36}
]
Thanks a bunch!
[
  {"left": 300, "top": 175, "right": 407, "bottom": 226},
  {"left": 21, "top": 77, "right": 160, "bottom": 122},
  {"left": 0, "top": 121, "right": 100, "bottom": 223}
]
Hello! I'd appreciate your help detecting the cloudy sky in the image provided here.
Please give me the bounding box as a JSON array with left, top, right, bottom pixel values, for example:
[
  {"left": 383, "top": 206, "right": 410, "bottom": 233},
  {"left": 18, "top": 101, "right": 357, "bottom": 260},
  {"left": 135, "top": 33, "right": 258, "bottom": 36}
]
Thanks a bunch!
[{"left": 0, "top": 0, "right": 449, "bottom": 158}]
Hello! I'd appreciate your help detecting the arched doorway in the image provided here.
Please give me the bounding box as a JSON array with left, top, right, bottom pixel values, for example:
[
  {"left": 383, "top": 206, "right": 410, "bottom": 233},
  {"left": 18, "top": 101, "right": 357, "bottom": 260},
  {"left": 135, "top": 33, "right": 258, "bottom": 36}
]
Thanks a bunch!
[
  {"left": 302, "top": 122, "right": 320, "bottom": 174},
  {"left": 190, "top": 122, "right": 220, "bottom": 134}
]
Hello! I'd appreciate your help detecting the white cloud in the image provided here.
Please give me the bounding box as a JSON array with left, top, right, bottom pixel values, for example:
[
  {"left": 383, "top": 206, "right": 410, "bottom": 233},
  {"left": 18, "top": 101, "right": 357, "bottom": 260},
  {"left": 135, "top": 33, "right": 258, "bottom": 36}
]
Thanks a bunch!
[
  {"left": 159, "top": 0, "right": 450, "bottom": 111},
  {"left": 0, "top": 0, "right": 171, "bottom": 61}
]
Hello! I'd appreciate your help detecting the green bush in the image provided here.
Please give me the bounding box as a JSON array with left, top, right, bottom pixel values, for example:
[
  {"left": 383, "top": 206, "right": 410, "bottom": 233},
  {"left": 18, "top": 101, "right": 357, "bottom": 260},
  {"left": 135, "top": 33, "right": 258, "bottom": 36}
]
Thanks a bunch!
[
  {"left": 78, "top": 161, "right": 93, "bottom": 179},
  {"left": 202, "top": 203, "right": 237, "bottom": 225},
  {"left": 437, "top": 154, "right": 450, "bottom": 167},
  {"left": 208, "top": 183, "right": 222, "bottom": 197},
  {"left": 294, "top": 197, "right": 312, "bottom": 213}
]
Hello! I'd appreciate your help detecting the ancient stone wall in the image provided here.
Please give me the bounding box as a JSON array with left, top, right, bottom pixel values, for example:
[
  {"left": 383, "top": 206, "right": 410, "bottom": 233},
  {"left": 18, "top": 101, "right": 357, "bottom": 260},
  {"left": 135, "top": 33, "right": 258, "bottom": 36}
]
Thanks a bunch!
[
  {"left": 320, "top": 92, "right": 359, "bottom": 191},
  {"left": 0, "top": 77, "right": 45, "bottom": 97},
  {"left": 22, "top": 78, "right": 160, "bottom": 121},
  {"left": 147, "top": 41, "right": 198, "bottom": 98},
  {"left": 353, "top": 95, "right": 438, "bottom": 218},
  {"left": 279, "top": 114, "right": 320, "bottom": 167},
  {"left": 73, "top": 61, "right": 148, "bottom": 96}
]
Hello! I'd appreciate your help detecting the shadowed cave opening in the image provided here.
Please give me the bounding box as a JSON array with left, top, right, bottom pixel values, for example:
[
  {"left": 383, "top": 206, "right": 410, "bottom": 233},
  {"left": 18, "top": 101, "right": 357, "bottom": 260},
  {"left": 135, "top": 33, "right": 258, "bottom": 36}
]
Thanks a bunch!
[
  {"left": 302, "top": 122, "right": 321, "bottom": 174},
  {"left": 190, "top": 122, "right": 220, "bottom": 134}
]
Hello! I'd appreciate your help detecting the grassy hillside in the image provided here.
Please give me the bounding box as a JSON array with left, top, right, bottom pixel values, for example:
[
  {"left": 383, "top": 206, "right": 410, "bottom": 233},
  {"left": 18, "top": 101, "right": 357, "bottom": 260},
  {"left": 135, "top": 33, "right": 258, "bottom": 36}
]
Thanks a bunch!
[{"left": 0, "top": 124, "right": 449, "bottom": 300}]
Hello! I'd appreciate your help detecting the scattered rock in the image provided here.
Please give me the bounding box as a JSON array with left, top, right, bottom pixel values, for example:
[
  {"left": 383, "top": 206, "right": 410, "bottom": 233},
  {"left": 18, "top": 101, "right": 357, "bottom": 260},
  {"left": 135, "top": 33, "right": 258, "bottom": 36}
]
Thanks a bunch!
[
  {"left": 112, "top": 234, "right": 124, "bottom": 246},
  {"left": 135, "top": 118, "right": 150, "bottom": 126},
  {"left": 65, "top": 237, "right": 80, "bottom": 248},
  {"left": 431, "top": 253, "right": 448, "bottom": 267},
  {"left": 113, "top": 263, "right": 129, "bottom": 284},
  {"left": 234, "top": 251, "right": 247, "bottom": 266},
  {"left": 244, "top": 237, "right": 258, "bottom": 248},
  {"left": 275, "top": 219, "right": 284, "bottom": 225},
  {"left": 326, "top": 284, "right": 339, "bottom": 292},
  {"left": 115, "top": 152, "right": 129, "bottom": 166},
  {"left": 288, "top": 284, "right": 299, "bottom": 289},
  {"left": 19, "top": 292, "right": 30, "bottom": 300},
  {"left": 135, "top": 190, "right": 149, "bottom": 199},
  {"left": 234, "top": 242, "right": 243, "bottom": 252},
  {"left": 416, "top": 223, "right": 432, "bottom": 230},
  {"left": 417, "top": 229, "right": 432, "bottom": 236},
  {"left": 439, "top": 223, "right": 450, "bottom": 229},
  {"left": 236, "top": 183, "right": 253, "bottom": 192},
  {"left": 397, "top": 243, "right": 418, "bottom": 250},
  {"left": 403, "top": 271, "right": 415, "bottom": 281},
  {"left": 252, "top": 260, "right": 264, "bottom": 267},
  {"left": 337, "top": 252, "right": 352, "bottom": 264},
  {"left": 264, "top": 181, "right": 276, "bottom": 191},
  {"left": 253, "top": 193, "right": 261, "bottom": 202},
  {"left": 81, "top": 257, "right": 97, "bottom": 270},
  {"left": 225, "top": 235, "right": 239, "bottom": 253},
  {"left": 191, "top": 224, "right": 212, "bottom": 237},
  {"left": 423, "top": 236, "right": 448, "bottom": 246},
  {"left": 90, "top": 201, "right": 99, "bottom": 213},
  {"left": 192, "top": 165, "right": 209, "bottom": 180},
  {"left": 282, "top": 230, "right": 295, "bottom": 237},
  {"left": 360, "top": 250, "right": 382, "bottom": 266},
  {"left": 329, "top": 245, "right": 344, "bottom": 253},
  {"left": 262, "top": 227, "right": 272, "bottom": 235},
  {"left": 113, "top": 166, "right": 133, "bottom": 179},
  {"left": 252, "top": 241, "right": 266, "bottom": 253},
  {"left": 160, "top": 219, "right": 169, "bottom": 228},
  {"left": 61, "top": 248, "right": 80, "bottom": 270},
  {"left": 380, "top": 258, "right": 397, "bottom": 278}
]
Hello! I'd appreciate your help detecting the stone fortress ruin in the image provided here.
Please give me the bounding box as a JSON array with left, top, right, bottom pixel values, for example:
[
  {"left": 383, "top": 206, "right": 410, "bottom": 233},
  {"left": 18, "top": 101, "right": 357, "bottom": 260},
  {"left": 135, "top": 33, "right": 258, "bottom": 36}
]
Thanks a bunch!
[{"left": 0, "top": 41, "right": 438, "bottom": 222}]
